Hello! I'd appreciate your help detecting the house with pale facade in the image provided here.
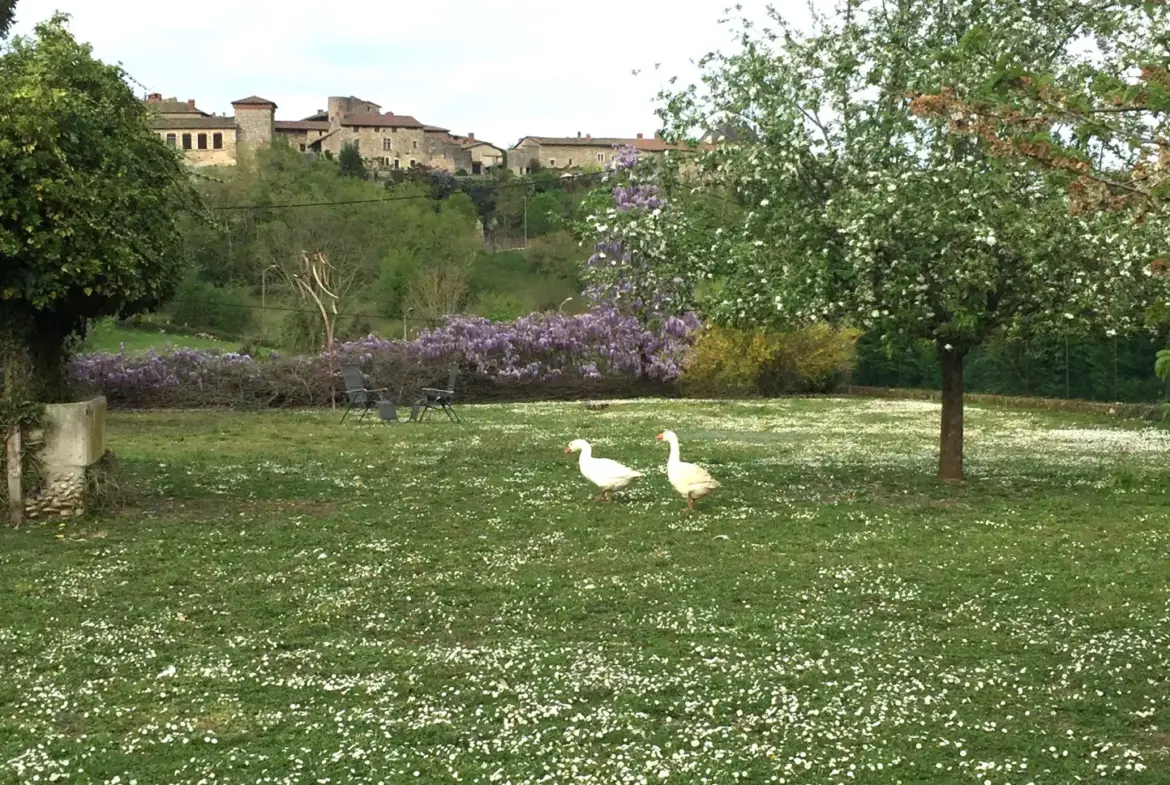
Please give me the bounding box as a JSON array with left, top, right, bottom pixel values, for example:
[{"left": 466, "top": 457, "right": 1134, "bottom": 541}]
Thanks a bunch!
[
  {"left": 451, "top": 134, "right": 506, "bottom": 174},
  {"left": 508, "top": 132, "right": 706, "bottom": 174}
]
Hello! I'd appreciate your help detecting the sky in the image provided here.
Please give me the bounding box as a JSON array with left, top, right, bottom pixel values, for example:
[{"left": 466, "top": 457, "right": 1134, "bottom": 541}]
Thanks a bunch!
[{"left": 8, "top": 0, "right": 814, "bottom": 149}]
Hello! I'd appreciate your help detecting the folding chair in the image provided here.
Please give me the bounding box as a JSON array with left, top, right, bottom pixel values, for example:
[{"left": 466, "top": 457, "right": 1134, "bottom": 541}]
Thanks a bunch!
[
  {"left": 417, "top": 367, "right": 461, "bottom": 423},
  {"left": 339, "top": 364, "right": 391, "bottom": 424}
]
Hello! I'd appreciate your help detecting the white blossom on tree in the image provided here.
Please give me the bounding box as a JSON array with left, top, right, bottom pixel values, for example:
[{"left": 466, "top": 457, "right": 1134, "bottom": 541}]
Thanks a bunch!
[{"left": 603, "top": 0, "right": 1170, "bottom": 481}]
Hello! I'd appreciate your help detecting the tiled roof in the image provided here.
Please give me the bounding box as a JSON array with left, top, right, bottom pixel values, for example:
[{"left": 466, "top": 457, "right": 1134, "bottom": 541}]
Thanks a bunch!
[
  {"left": 149, "top": 116, "right": 237, "bottom": 130},
  {"left": 144, "top": 96, "right": 210, "bottom": 116},
  {"left": 307, "top": 128, "right": 340, "bottom": 147},
  {"left": 232, "top": 95, "right": 277, "bottom": 107},
  {"left": 275, "top": 120, "right": 331, "bottom": 132},
  {"left": 452, "top": 135, "right": 502, "bottom": 151},
  {"left": 515, "top": 135, "right": 702, "bottom": 152},
  {"left": 339, "top": 113, "right": 423, "bottom": 129}
]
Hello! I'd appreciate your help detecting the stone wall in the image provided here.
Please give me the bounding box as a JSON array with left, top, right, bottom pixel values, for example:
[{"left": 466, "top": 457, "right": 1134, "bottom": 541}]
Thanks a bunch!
[
  {"left": 235, "top": 106, "right": 275, "bottom": 153},
  {"left": 275, "top": 127, "right": 330, "bottom": 152},
  {"left": 467, "top": 144, "right": 505, "bottom": 170},
  {"left": 331, "top": 125, "right": 443, "bottom": 170},
  {"left": 530, "top": 142, "right": 620, "bottom": 169},
  {"left": 328, "top": 96, "right": 381, "bottom": 123},
  {"left": 422, "top": 132, "right": 473, "bottom": 172},
  {"left": 22, "top": 396, "right": 107, "bottom": 520}
]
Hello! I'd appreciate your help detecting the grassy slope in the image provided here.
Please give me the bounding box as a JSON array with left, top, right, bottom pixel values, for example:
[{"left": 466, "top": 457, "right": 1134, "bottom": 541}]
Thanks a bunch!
[
  {"left": 82, "top": 319, "right": 244, "bottom": 354},
  {"left": 1, "top": 399, "right": 1168, "bottom": 784}
]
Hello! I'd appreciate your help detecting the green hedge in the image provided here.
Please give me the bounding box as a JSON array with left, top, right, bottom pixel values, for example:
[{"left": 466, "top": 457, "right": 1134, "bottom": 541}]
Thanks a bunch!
[{"left": 854, "top": 331, "right": 1170, "bottom": 404}]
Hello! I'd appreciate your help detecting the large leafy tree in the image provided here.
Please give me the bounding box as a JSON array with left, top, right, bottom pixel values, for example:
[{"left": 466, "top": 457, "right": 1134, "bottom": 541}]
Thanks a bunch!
[
  {"left": 0, "top": 13, "right": 196, "bottom": 402},
  {"left": 908, "top": 2, "right": 1170, "bottom": 390},
  {"left": 635, "top": 0, "right": 1169, "bottom": 481},
  {"left": 0, "top": 0, "right": 16, "bottom": 39}
]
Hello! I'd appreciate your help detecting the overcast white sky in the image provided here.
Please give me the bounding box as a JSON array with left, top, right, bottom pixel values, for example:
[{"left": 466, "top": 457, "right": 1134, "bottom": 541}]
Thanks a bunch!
[{"left": 9, "top": 0, "right": 815, "bottom": 148}]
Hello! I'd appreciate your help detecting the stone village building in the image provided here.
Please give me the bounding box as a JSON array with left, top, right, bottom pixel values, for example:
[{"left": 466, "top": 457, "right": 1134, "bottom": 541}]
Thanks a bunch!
[
  {"left": 507, "top": 132, "right": 709, "bottom": 174},
  {"left": 145, "top": 93, "right": 506, "bottom": 175},
  {"left": 146, "top": 93, "right": 721, "bottom": 176}
]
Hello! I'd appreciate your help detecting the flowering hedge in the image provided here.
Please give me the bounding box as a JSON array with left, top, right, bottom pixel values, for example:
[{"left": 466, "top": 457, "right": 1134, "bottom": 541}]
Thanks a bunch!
[{"left": 70, "top": 306, "right": 699, "bottom": 409}]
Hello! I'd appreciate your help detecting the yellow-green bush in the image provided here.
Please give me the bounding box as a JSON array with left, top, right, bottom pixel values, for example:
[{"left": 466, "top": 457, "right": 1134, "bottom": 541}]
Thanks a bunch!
[{"left": 680, "top": 323, "right": 861, "bottom": 396}]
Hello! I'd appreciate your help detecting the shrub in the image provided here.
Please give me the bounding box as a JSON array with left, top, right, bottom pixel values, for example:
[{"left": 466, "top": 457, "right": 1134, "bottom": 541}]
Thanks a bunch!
[
  {"left": 680, "top": 323, "right": 860, "bottom": 396},
  {"left": 474, "top": 292, "right": 530, "bottom": 322},
  {"left": 412, "top": 307, "right": 701, "bottom": 382},
  {"left": 69, "top": 306, "right": 702, "bottom": 408},
  {"left": 167, "top": 272, "right": 256, "bottom": 337}
]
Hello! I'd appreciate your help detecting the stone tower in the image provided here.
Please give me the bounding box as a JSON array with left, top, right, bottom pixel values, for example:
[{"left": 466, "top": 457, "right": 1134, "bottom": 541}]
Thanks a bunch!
[{"left": 231, "top": 96, "right": 277, "bottom": 154}]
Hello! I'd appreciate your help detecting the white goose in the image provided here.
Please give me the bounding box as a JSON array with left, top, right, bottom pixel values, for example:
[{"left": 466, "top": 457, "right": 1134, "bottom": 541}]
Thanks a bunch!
[
  {"left": 565, "top": 439, "right": 644, "bottom": 502},
  {"left": 657, "top": 429, "right": 720, "bottom": 511}
]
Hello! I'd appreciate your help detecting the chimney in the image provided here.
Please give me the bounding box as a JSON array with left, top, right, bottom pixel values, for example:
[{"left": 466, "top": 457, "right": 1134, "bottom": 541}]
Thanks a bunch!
[
  {"left": 186, "top": 99, "right": 196, "bottom": 110},
  {"left": 586, "top": 133, "right": 591, "bottom": 140},
  {"left": 147, "top": 92, "right": 162, "bottom": 102},
  {"left": 636, "top": 133, "right": 643, "bottom": 139},
  {"left": 577, "top": 131, "right": 582, "bottom": 138},
  {"left": 467, "top": 132, "right": 475, "bottom": 140}
]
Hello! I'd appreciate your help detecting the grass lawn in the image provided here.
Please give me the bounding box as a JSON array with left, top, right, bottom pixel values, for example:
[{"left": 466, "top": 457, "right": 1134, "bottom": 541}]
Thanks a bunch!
[
  {"left": 1, "top": 398, "right": 1168, "bottom": 784},
  {"left": 81, "top": 319, "right": 248, "bottom": 355}
]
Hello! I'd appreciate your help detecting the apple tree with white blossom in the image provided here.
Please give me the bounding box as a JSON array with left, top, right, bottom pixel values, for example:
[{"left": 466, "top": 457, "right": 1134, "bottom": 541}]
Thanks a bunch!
[{"left": 633, "top": 0, "right": 1170, "bottom": 482}]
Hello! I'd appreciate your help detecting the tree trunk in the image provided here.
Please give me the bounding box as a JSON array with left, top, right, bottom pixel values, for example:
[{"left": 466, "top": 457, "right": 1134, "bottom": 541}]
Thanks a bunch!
[{"left": 938, "top": 344, "right": 966, "bottom": 484}]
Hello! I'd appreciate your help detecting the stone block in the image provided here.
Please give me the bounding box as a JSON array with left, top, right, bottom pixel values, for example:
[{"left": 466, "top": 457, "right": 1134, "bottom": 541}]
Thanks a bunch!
[{"left": 42, "top": 396, "right": 107, "bottom": 479}]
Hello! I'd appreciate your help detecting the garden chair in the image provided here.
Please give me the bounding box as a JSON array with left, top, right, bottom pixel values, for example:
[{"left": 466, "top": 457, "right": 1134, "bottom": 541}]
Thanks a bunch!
[
  {"left": 339, "top": 365, "right": 392, "bottom": 424},
  {"left": 416, "top": 367, "right": 461, "bottom": 423}
]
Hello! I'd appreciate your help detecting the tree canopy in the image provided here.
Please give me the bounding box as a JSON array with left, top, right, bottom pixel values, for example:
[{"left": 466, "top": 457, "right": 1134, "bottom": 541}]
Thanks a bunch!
[
  {"left": 598, "top": 0, "right": 1170, "bottom": 480},
  {"left": 0, "top": 13, "right": 196, "bottom": 400},
  {"left": 910, "top": 1, "right": 1170, "bottom": 218},
  {"left": 0, "top": 0, "right": 15, "bottom": 39}
]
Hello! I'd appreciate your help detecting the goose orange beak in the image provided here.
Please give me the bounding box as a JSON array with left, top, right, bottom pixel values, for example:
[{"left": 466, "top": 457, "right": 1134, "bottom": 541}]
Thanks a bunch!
[
  {"left": 564, "top": 446, "right": 572, "bottom": 453},
  {"left": 656, "top": 432, "right": 664, "bottom": 441}
]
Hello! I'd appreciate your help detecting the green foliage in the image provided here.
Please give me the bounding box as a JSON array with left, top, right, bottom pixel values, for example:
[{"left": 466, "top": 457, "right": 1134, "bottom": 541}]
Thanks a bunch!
[
  {"left": 337, "top": 144, "right": 367, "bottom": 179},
  {"left": 0, "top": 14, "right": 195, "bottom": 401},
  {"left": 1156, "top": 349, "right": 1170, "bottom": 383},
  {"left": 680, "top": 323, "right": 860, "bottom": 396},
  {"left": 636, "top": 0, "right": 1170, "bottom": 479},
  {"left": 0, "top": 0, "right": 15, "bottom": 38},
  {"left": 855, "top": 330, "right": 1170, "bottom": 404},
  {"left": 474, "top": 291, "right": 530, "bottom": 322},
  {"left": 525, "top": 191, "right": 568, "bottom": 237},
  {"left": 167, "top": 272, "right": 257, "bottom": 337},
  {"left": 467, "top": 246, "right": 578, "bottom": 314},
  {"left": 370, "top": 198, "right": 480, "bottom": 319}
]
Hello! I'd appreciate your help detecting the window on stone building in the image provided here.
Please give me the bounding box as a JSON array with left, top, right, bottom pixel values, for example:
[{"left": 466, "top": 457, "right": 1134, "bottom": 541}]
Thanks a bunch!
[
  {"left": 412, "top": 140, "right": 418, "bottom": 150},
  {"left": 212, "top": 133, "right": 223, "bottom": 149},
  {"left": 165, "top": 133, "right": 177, "bottom": 147},
  {"left": 393, "top": 158, "right": 400, "bottom": 169},
  {"left": 197, "top": 133, "right": 207, "bottom": 150},
  {"left": 182, "top": 133, "right": 192, "bottom": 150},
  {"left": 596, "top": 152, "right": 604, "bottom": 162},
  {"left": 409, "top": 159, "right": 416, "bottom": 168},
  {"left": 549, "top": 159, "right": 556, "bottom": 167},
  {"left": 383, "top": 137, "right": 393, "bottom": 151},
  {"left": 568, "top": 158, "right": 573, "bottom": 166},
  {"left": 299, "top": 144, "right": 306, "bottom": 151}
]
